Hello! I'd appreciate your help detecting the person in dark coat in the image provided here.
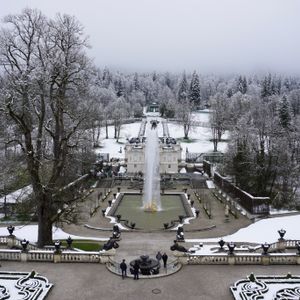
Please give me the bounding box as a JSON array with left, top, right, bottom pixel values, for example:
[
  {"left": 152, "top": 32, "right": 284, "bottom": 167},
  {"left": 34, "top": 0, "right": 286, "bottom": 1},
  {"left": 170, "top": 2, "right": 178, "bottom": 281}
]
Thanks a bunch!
[
  {"left": 156, "top": 251, "right": 162, "bottom": 264},
  {"left": 162, "top": 252, "right": 168, "bottom": 268},
  {"left": 133, "top": 261, "right": 140, "bottom": 280},
  {"left": 120, "top": 259, "right": 127, "bottom": 279}
]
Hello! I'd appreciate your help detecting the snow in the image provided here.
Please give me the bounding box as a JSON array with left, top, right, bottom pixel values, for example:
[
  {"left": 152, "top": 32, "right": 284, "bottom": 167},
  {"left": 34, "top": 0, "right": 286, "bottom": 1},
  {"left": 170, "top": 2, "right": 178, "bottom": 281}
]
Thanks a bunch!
[
  {"left": 0, "top": 185, "right": 32, "bottom": 204},
  {"left": 186, "top": 214, "right": 300, "bottom": 244},
  {"left": 206, "top": 180, "right": 215, "bottom": 189},
  {"left": 93, "top": 111, "right": 227, "bottom": 161},
  {"left": 269, "top": 208, "right": 298, "bottom": 215},
  {"left": 0, "top": 225, "right": 108, "bottom": 243}
]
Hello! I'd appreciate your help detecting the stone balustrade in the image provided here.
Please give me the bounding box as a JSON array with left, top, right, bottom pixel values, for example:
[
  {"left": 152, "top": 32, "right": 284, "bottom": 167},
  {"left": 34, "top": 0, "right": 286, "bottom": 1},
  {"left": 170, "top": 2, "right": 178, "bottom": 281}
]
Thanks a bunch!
[
  {"left": 0, "top": 247, "right": 115, "bottom": 264},
  {"left": 27, "top": 250, "right": 54, "bottom": 262},
  {"left": 0, "top": 235, "right": 8, "bottom": 244},
  {"left": 60, "top": 251, "right": 101, "bottom": 263},
  {"left": 0, "top": 232, "right": 115, "bottom": 264},
  {"left": 174, "top": 251, "right": 300, "bottom": 265},
  {"left": 0, "top": 249, "right": 21, "bottom": 261}
]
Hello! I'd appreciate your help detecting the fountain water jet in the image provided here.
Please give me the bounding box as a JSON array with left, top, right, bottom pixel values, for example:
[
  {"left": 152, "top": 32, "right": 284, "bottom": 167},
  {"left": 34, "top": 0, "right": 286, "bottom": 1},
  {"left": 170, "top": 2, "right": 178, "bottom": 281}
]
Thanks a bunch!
[{"left": 143, "top": 122, "right": 161, "bottom": 211}]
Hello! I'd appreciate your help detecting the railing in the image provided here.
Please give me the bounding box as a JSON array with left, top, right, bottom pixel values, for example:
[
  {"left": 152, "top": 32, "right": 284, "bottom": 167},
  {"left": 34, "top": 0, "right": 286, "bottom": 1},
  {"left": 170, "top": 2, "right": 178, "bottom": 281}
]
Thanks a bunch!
[
  {"left": 269, "top": 239, "right": 300, "bottom": 251},
  {"left": 60, "top": 251, "right": 100, "bottom": 263},
  {"left": 0, "top": 234, "right": 115, "bottom": 263},
  {"left": 179, "top": 252, "right": 300, "bottom": 265},
  {"left": 0, "top": 235, "right": 8, "bottom": 244},
  {"left": 27, "top": 250, "right": 54, "bottom": 262},
  {"left": 0, "top": 249, "right": 21, "bottom": 261}
]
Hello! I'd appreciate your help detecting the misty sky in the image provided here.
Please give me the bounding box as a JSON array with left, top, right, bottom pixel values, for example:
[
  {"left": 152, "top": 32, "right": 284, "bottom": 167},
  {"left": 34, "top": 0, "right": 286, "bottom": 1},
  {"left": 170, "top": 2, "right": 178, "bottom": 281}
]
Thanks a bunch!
[{"left": 1, "top": 0, "right": 300, "bottom": 74}]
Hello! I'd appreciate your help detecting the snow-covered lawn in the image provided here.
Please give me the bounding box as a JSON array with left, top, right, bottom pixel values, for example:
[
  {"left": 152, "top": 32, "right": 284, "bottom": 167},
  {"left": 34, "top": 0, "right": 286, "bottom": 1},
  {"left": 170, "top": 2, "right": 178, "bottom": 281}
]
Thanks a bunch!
[
  {"left": 94, "top": 111, "right": 227, "bottom": 161},
  {"left": 0, "top": 185, "right": 32, "bottom": 204},
  {"left": 186, "top": 214, "right": 300, "bottom": 244},
  {"left": 1, "top": 214, "right": 299, "bottom": 245},
  {"left": 0, "top": 225, "right": 107, "bottom": 243}
]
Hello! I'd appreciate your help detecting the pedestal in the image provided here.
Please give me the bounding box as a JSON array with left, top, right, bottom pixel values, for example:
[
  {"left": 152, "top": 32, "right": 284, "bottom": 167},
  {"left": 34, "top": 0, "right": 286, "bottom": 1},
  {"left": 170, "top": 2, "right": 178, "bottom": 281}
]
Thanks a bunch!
[
  {"left": 228, "top": 256, "right": 235, "bottom": 265},
  {"left": 262, "top": 255, "right": 270, "bottom": 265},
  {"left": 21, "top": 252, "right": 27, "bottom": 262},
  {"left": 54, "top": 253, "right": 61, "bottom": 263}
]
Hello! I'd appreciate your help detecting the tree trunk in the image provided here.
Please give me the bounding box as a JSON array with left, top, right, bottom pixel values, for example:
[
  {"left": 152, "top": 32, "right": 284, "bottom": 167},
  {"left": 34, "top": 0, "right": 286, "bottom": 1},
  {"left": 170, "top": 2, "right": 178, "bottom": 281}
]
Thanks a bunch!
[
  {"left": 212, "top": 127, "right": 218, "bottom": 152},
  {"left": 184, "top": 124, "right": 189, "bottom": 139},
  {"left": 95, "top": 124, "right": 101, "bottom": 146},
  {"left": 105, "top": 120, "right": 108, "bottom": 139},
  {"left": 37, "top": 192, "right": 54, "bottom": 247},
  {"left": 114, "top": 122, "right": 117, "bottom": 139}
]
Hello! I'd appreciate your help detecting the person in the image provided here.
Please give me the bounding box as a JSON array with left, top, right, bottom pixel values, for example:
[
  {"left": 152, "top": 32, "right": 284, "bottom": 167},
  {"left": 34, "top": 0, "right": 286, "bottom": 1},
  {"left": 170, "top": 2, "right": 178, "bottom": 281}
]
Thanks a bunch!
[
  {"left": 162, "top": 252, "right": 168, "bottom": 268},
  {"left": 156, "top": 251, "right": 162, "bottom": 263},
  {"left": 120, "top": 259, "right": 127, "bottom": 279},
  {"left": 133, "top": 261, "right": 140, "bottom": 280}
]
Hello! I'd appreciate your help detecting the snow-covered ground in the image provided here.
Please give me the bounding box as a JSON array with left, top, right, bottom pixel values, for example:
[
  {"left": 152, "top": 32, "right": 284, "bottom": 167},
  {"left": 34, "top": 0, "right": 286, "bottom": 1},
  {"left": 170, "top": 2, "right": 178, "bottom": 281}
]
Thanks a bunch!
[
  {"left": 186, "top": 214, "right": 300, "bottom": 244},
  {"left": 94, "top": 111, "right": 227, "bottom": 161},
  {"left": 0, "top": 225, "right": 107, "bottom": 243},
  {"left": 1, "top": 214, "right": 299, "bottom": 245},
  {"left": 0, "top": 185, "right": 32, "bottom": 204}
]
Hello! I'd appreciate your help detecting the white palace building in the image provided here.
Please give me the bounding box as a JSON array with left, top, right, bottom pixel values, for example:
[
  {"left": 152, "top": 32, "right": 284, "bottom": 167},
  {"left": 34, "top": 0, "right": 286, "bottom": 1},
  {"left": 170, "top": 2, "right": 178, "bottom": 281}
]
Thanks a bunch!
[{"left": 124, "top": 119, "right": 182, "bottom": 174}]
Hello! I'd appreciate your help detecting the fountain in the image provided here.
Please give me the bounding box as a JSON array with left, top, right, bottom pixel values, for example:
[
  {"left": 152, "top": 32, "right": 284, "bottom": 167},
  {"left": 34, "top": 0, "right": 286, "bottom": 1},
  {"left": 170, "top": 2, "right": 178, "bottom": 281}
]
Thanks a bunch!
[
  {"left": 130, "top": 255, "right": 160, "bottom": 275},
  {"left": 143, "top": 122, "right": 161, "bottom": 212}
]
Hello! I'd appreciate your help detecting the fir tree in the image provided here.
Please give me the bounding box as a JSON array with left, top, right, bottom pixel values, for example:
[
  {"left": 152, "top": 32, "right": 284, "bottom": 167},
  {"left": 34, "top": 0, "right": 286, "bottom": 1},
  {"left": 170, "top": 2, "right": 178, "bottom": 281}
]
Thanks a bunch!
[
  {"left": 279, "top": 96, "right": 291, "bottom": 128},
  {"left": 189, "top": 71, "right": 201, "bottom": 107},
  {"left": 115, "top": 78, "right": 125, "bottom": 97},
  {"left": 261, "top": 74, "right": 272, "bottom": 98},
  {"left": 133, "top": 72, "right": 140, "bottom": 91},
  {"left": 237, "top": 75, "right": 247, "bottom": 94},
  {"left": 178, "top": 73, "right": 188, "bottom": 102}
]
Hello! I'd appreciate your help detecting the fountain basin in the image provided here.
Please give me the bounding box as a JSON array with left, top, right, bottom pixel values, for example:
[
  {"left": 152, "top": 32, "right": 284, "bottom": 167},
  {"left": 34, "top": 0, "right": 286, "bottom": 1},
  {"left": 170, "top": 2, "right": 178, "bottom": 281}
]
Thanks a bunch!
[{"left": 109, "top": 193, "right": 192, "bottom": 230}]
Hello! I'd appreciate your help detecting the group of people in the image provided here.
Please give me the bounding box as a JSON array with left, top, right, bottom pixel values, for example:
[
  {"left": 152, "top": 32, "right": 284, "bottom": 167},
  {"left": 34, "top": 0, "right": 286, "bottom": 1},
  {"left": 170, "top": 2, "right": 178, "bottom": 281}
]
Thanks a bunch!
[
  {"left": 119, "top": 251, "right": 168, "bottom": 280},
  {"left": 155, "top": 251, "right": 168, "bottom": 268}
]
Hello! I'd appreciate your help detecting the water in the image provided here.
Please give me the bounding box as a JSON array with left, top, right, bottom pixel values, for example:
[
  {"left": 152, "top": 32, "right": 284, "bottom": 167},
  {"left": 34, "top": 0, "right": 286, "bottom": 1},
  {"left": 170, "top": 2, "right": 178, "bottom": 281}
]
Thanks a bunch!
[
  {"left": 143, "top": 123, "right": 161, "bottom": 211},
  {"left": 115, "top": 194, "right": 186, "bottom": 230}
]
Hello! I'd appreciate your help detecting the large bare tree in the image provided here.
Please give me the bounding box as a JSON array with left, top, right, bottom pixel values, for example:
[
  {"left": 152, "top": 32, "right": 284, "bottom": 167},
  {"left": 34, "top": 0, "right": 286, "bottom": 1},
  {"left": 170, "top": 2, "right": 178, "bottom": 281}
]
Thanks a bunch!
[{"left": 0, "top": 9, "right": 94, "bottom": 247}]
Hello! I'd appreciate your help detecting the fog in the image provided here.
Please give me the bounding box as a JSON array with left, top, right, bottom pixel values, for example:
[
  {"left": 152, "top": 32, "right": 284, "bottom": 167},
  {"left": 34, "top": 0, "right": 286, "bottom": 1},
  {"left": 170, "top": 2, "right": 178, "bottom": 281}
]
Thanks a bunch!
[{"left": 1, "top": 0, "right": 300, "bottom": 74}]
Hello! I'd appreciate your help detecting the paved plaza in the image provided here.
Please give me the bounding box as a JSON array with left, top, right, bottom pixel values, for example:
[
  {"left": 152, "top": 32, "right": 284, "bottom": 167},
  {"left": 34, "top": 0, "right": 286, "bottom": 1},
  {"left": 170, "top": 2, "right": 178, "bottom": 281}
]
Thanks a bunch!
[
  {"left": 2, "top": 261, "right": 299, "bottom": 300},
  {"left": 1, "top": 179, "right": 298, "bottom": 299}
]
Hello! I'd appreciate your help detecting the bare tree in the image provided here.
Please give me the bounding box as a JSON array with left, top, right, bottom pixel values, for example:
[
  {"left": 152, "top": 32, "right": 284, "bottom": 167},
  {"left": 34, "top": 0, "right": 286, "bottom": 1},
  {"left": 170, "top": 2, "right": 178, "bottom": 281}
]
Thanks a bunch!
[{"left": 0, "top": 9, "right": 94, "bottom": 247}]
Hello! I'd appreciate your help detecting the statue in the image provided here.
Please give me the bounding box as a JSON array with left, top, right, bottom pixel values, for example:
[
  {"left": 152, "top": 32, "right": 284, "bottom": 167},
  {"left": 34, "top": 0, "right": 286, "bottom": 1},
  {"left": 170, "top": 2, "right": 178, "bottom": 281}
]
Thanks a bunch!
[
  {"left": 176, "top": 227, "right": 185, "bottom": 241},
  {"left": 112, "top": 225, "right": 121, "bottom": 239},
  {"left": 170, "top": 241, "right": 187, "bottom": 252},
  {"left": 103, "top": 238, "right": 119, "bottom": 251}
]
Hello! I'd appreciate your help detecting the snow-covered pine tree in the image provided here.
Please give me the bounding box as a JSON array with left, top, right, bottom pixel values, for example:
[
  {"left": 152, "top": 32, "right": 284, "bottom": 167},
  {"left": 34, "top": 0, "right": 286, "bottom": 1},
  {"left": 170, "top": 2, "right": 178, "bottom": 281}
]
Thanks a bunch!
[
  {"left": 189, "top": 71, "right": 201, "bottom": 108},
  {"left": 178, "top": 72, "right": 188, "bottom": 102},
  {"left": 279, "top": 96, "right": 291, "bottom": 129}
]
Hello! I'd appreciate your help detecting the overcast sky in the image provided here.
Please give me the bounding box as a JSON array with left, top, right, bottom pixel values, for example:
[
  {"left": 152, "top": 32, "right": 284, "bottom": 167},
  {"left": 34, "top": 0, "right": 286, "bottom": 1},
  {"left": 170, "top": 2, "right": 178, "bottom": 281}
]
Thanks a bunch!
[{"left": 1, "top": 0, "right": 300, "bottom": 74}]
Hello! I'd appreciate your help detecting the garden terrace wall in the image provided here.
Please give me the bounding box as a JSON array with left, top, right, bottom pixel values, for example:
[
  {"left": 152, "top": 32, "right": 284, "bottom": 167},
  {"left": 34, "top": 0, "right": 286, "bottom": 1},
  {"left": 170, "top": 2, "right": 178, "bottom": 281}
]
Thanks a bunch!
[{"left": 213, "top": 172, "right": 270, "bottom": 214}]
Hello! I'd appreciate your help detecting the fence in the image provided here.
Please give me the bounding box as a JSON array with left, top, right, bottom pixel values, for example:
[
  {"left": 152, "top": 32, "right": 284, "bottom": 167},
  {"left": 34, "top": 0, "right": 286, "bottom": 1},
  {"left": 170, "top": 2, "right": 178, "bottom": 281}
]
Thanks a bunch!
[{"left": 214, "top": 172, "right": 270, "bottom": 214}]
